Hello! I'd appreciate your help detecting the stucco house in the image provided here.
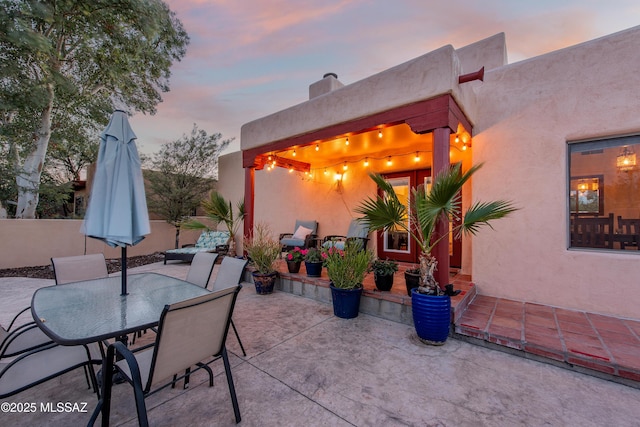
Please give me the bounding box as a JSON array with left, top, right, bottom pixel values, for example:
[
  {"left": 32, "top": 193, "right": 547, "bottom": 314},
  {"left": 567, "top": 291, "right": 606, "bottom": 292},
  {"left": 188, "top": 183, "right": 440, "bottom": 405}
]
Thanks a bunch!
[{"left": 217, "top": 26, "right": 640, "bottom": 320}]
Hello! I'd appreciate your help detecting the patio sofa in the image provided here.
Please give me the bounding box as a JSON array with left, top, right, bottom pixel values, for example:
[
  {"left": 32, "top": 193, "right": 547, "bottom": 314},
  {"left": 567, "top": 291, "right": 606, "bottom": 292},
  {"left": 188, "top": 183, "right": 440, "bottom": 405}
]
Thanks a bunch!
[{"left": 164, "top": 230, "right": 230, "bottom": 264}]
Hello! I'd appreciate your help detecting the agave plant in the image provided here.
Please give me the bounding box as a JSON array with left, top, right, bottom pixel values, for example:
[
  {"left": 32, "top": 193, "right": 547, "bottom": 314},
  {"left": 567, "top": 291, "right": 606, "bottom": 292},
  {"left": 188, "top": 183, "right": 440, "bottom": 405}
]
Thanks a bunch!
[
  {"left": 183, "top": 191, "right": 246, "bottom": 256},
  {"left": 355, "top": 163, "right": 517, "bottom": 295}
]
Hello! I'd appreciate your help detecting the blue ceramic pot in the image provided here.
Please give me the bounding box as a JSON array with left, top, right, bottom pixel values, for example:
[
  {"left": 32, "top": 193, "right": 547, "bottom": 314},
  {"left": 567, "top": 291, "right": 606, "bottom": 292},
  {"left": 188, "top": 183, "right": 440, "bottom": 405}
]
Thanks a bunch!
[
  {"left": 330, "top": 283, "right": 362, "bottom": 319},
  {"left": 411, "top": 289, "right": 451, "bottom": 345},
  {"left": 304, "top": 261, "right": 323, "bottom": 277},
  {"left": 252, "top": 271, "right": 277, "bottom": 295}
]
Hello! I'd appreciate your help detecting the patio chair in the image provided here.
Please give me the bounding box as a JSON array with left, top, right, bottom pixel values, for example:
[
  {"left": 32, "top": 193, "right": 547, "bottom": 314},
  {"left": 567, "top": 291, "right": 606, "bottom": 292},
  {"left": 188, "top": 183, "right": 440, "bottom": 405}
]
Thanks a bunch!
[
  {"left": 51, "top": 253, "right": 109, "bottom": 285},
  {"left": 210, "top": 257, "right": 249, "bottom": 357},
  {"left": 0, "top": 327, "right": 100, "bottom": 398},
  {"left": 89, "top": 286, "right": 242, "bottom": 426},
  {"left": 1, "top": 320, "right": 52, "bottom": 359},
  {"left": 322, "top": 218, "right": 370, "bottom": 251},
  {"left": 164, "top": 230, "right": 230, "bottom": 264},
  {"left": 279, "top": 219, "right": 318, "bottom": 251},
  {"left": 185, "top": 252, "right": 219, "bottom": 288}
]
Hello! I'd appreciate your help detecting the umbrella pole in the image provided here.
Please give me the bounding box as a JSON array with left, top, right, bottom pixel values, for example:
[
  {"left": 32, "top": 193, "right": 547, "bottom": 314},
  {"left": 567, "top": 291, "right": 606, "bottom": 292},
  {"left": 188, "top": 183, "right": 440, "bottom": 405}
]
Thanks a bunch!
[{"left": 121, "top": 246, "right": 128, "bottom": 296}]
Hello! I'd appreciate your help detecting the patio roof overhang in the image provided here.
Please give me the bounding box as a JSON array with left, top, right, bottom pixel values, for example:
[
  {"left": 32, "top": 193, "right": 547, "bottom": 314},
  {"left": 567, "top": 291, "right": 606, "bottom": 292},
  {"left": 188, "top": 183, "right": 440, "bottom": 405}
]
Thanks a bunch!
[{"left": 242, "top": 93, "right": 472, "bottom": 170}]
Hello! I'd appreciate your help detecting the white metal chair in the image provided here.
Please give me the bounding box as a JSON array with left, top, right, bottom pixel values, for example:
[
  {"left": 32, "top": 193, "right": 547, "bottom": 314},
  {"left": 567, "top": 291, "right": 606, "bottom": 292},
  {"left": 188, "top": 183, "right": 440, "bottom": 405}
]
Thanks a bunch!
[
  {"left": 185, "top": 252, "right": 219, "bottom": 288},
  {"left": 211, "top": 257, "right": 249, "bottom": 356},
  {"left": 51, "top": 253, "right": 109, "bottom": 285},
  {"left": 89, "top": 286, "right": 242, "bottom": 426}
]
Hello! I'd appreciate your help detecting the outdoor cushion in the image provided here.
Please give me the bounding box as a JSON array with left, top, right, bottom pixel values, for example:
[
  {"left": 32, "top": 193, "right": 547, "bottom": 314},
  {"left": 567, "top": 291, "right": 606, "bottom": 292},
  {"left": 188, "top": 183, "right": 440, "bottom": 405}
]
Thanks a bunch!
[
  {"left": 165, "top": 230, "right": 230, "bottom": 263},
  {"left": 292, "top": 225, "right": 313, "bottom": 240},
  {"left": 322, "top": 219, "right": 369, "bottom": 250},
  {"left": 280, "top": 220, "right": 318, "bottom": 249}
]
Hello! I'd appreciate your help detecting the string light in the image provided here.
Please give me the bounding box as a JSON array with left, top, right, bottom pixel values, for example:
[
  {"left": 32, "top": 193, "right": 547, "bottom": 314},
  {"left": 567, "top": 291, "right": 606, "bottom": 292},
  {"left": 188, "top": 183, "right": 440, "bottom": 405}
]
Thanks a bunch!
[
  {"left": 292, "top": 149, "right": 296, "bottom": 157},
  {"left": 414, "top": 152, "right": 420, "bottom": 162},
  {"left": 315, "top": 144, "right": 319, "bottom": 151},
  {"left": 387, "top": 156, "right": 392, "bottom": 166},
  {"left": 364, "top": 158, "right": 369, "bottom": 167},
  {"left": 455, "top": 135, "right": 459, "bottom": 144},
  {"left": 378, "top": 130, "right": 383, "bottom": 138},
  {"left": 462, "top": 142, "right": 467, "bottom": 151},
  {"left": 288, "top": 166, "right": 294, "bottom": 173},
  {"left": 345, "top": 137, "right": 349, "bottom": 146},
  {"left": 324, "top": 168, "right": 328, "bottom": 175},
  {"left": 343, "top": 162, "right": 348, "bottom": 171}
]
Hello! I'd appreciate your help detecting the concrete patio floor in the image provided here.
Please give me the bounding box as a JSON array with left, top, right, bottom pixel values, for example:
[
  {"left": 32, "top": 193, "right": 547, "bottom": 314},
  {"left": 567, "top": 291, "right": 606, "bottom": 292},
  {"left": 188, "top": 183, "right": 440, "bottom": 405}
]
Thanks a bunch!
[{"left": 1, "top": 262, "right": 640, "bottom": 426}]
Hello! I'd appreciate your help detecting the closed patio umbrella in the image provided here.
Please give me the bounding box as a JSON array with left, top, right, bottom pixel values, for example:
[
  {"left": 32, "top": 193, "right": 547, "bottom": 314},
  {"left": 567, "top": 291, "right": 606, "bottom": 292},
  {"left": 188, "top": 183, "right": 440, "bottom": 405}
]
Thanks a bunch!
[{"left": 81, "top": 110, "right": 150, "bottom": 295}]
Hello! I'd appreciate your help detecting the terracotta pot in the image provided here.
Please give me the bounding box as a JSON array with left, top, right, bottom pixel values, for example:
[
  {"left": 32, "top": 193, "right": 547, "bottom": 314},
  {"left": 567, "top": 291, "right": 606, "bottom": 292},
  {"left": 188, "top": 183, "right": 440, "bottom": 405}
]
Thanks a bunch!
[{"left": 286, "top": 260, "right": 301, "bottom": 273}]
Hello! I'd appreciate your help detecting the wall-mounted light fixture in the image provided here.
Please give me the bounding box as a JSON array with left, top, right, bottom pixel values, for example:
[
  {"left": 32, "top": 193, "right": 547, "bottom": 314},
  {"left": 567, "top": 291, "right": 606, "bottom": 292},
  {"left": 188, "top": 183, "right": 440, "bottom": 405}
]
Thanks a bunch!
[{"left": 617, "top": 145, "right": 636, "bottom": 171}]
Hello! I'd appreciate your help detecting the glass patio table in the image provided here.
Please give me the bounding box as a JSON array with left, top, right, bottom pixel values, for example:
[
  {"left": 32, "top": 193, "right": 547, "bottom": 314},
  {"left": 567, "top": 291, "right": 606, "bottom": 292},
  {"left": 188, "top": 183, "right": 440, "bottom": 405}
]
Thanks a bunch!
[{"left": 31, "top": 273, "right": 210, "bottom": 345}]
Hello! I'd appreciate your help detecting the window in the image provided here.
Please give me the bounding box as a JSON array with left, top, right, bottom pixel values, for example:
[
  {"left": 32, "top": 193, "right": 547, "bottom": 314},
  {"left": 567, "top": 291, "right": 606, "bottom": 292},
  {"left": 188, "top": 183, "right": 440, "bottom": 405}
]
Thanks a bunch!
[{"left": 568, "top": 135, "right": 640, "bottom": 250}]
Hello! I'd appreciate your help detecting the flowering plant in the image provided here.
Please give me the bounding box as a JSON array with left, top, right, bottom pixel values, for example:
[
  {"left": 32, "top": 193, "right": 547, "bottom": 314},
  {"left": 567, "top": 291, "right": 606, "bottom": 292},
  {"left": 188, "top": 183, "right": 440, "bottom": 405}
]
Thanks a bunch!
[
  {"left": 324, "top": 240, "right": 373, "bottom": 289},
  {"left": 286, "top": 247, "right": 306, "bottom": 263},
  {"left": 304, "top": 247, "right": 323, "bottom": 263}
]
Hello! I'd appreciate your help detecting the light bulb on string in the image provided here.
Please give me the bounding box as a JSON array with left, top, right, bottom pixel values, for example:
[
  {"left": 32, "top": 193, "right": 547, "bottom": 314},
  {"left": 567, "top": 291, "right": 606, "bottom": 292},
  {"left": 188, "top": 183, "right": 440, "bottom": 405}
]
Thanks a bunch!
[
  {"left": 345, "top": 137, "right": 349, "bottom": 146},
  {"left": 378, "top": 130, "right": 383, "bottom": 138},
  {"left": 292, "top": 149, "right": 296, "bottom": 157},
  {"left": 315, "top": 144, "right": 319, "bottom": 151},
  {"left": 414, "top": 152, "right": 420, "bottom": 162},
  {"left": 364, "top": 158, "right": 369, "bottom": 167},
  {"left": 387, "top": 156, "right": 392, "bottom": 166},
  {"left": 455, "top": 135, "right": 459, "bottom": 144},
  {"left": 343, "top": 162, "right": 348, "bottom": 171}
]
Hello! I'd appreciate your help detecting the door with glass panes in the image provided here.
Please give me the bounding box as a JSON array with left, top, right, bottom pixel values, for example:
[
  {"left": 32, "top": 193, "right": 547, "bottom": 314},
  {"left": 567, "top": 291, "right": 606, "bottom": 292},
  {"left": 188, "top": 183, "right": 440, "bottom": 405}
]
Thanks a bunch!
[{"left": 376, "top": 169, "right": 461, "bottom": 267}]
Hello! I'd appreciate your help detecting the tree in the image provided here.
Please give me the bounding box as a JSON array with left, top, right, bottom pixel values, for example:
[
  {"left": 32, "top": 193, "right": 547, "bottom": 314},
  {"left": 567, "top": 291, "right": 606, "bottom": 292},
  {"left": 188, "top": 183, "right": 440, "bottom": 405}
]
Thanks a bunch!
[
  {"left": 145, "top": 124, "right": 232, "bottom": 248},
  {"left": 0, "top": 0, "right": 189, "bottom": 218}
]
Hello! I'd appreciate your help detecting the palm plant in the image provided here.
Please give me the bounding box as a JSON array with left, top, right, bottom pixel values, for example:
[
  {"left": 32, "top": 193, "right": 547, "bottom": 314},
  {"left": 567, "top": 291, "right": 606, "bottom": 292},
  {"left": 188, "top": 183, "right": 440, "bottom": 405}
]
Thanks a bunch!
[
  {"left": 183, "top": 191, "right": 246, "bottom": 256},
  {"left": 355, "top": 163, "right": 517, "bottom": 295}
]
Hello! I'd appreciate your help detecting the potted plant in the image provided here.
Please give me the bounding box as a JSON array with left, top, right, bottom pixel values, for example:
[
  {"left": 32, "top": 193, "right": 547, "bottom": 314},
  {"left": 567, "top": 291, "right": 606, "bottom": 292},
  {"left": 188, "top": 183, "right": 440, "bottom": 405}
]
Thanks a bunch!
[
  {"left": 243, "top": 223, "right": 281, "bottom": 294},
  {"left": 324, "top": 241, "right": 374, "bottom": 318},
  {"left": 404, "top": 266, "right": 421, "bottom": 296},
  {"left": 303, "top": 247, "right": 323, "bottom": 277},
  {"left": 285, "top": 247, "right": 305, "bottom": 273},
  {"left": 370, "top": 258, "right": 398, "bottom": 292},
  {"left": 356, "top": 163, "right": 516, "bottom": 344},
  {"left": 183, "top": 191, "right": 246, "bottom": 257}
]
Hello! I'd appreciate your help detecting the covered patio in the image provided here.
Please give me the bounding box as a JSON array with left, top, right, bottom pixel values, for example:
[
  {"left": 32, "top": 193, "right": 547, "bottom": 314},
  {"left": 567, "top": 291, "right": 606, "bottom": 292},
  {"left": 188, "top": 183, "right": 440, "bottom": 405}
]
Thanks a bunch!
[{"left": 2, "top": 261, "right": 639, "bottom": 426}]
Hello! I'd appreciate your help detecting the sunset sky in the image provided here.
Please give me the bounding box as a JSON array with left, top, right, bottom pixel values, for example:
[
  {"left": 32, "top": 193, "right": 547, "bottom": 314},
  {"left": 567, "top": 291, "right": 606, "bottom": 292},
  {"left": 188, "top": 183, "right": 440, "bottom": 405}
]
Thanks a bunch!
[{"left": 128, "top": 0, "right": 639, "bottom": 157}]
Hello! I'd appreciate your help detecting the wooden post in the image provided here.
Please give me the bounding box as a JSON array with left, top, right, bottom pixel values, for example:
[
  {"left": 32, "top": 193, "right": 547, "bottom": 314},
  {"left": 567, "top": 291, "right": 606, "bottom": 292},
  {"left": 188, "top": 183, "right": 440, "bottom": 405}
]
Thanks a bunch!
[{"left": 432, "top": 127, "right": 450, "bottom": 290}]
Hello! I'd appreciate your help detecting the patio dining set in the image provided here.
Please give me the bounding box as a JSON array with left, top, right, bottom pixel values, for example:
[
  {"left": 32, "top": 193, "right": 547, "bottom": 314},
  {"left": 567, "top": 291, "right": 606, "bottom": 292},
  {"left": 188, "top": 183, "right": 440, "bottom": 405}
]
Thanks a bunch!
[{"left": 0, "top": 252, "right": 249, "bottom": 426}]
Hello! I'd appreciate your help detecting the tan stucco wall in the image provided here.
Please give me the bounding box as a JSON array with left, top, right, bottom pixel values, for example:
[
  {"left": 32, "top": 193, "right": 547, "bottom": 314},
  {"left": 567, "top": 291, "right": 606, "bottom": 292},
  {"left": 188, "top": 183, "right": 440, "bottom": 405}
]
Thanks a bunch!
[
  {"left": 472, "top": 26, "right": 640, "bottom": 318},
  {"left": 240, "top": 35, "right": 508, "bottom": 150},
  {"left": 0, "top": 219, "right": 205, "bottom": 268},
  {"left": 216, "top": 150, "right": 246, "bottom": 251},
  {"left": 234, "top": 26, "right": 640, "bottom": 319}
]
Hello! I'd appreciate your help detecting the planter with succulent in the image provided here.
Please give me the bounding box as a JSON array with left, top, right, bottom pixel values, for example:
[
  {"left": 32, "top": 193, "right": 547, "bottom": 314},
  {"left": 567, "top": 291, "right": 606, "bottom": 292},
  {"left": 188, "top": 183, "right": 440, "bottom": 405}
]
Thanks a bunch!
[
  {"left": 404, "top": 267, "right": 421, "bottom": 296},
  {"left": 370, "top": 258, "right": 398, "bottom": 292},
  {"left": 303, "top": 247, "right": 323, "bottom": 277},
  {"left": 356, "top": 163, "right": 516, "bottom": 344},
  {"left": 243, "top": 223, "right": 281, "bottom": 294},
  {"left": 285, "top": 247, "right": 305, "bottom": 273},
  {"left": 324, "top": 241, "right": 374, "bottom": 318},
  {"left": 182, "top": 191, "right": 245, "bottom": 257}
]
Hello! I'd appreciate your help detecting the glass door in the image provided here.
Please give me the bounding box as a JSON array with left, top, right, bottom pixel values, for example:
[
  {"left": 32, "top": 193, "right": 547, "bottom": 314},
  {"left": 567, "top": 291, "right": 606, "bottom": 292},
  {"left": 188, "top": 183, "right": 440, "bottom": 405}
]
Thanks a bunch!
[
  {"left": 376, "top": 169, "right": 462, "bottom": 267},
  {"left": 381, "top": 176, "right": 412, "bottom": 261}
]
